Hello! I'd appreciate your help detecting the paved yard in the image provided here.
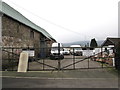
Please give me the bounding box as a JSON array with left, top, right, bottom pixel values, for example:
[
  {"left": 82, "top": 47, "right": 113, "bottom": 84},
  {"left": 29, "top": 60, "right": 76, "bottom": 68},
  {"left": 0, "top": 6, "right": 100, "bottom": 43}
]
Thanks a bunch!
[
  {"left": 27, "top": 55, "right": 104, "bottom": 70},
  {"left": 12, "top": 55, "right": 112, "bottom": 71}
]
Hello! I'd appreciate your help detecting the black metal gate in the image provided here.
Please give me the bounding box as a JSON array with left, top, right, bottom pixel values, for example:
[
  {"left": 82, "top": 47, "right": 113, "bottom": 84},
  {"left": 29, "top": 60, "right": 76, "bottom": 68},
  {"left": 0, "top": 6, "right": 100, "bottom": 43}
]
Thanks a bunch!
[{"left": 2, "top": 46, "right": 115, "bottom": 71}]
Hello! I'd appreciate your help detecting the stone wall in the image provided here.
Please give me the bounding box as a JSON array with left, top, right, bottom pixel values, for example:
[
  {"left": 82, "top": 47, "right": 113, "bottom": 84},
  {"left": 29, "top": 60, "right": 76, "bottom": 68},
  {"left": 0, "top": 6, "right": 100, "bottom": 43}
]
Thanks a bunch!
[
  {"left": 2, "top": 15, "right": 41, "bottom": 48},
  {"left": 1, "top": 15, "right": 42, "bottom": 70},
  {"left": 2, "top": 15, "right": 55, "bottom": 70}
]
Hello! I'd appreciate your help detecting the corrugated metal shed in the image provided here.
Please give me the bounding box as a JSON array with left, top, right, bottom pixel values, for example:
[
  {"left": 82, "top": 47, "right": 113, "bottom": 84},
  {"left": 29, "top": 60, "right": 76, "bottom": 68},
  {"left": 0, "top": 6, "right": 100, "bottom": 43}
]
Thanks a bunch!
[{"left": 0, "top": 1, "right": 55, "bottom": 41}]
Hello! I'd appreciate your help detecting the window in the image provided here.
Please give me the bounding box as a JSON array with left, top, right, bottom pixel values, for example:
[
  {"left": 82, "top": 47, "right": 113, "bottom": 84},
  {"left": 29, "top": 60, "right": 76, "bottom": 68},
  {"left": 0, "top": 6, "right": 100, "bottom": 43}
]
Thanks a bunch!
[
  {"left": 17, "top": 25, "right": 20, "bottom": 33},
  {"left": 30, "top": 30, "right": 34, "bottom": 39}
]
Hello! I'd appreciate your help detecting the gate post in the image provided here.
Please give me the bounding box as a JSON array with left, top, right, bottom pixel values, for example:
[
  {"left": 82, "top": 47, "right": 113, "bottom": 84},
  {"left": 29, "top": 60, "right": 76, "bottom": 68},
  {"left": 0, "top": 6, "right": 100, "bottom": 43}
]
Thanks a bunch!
[
  {"left": 101, "top": 47, "right": 103, "bottom": 68},
  {"left": 88, "top": 57, "right": 89, "bottom": 69},
  {"left": 27, "top": 59, "right": 30, "bottom": 71},
  {"left": 87, "top": 47, "right": 90, "bottom": 69},
  {"left": 43, "top": 59, "right": 45, "bottom": 70},
  {"left": 58, "top": 43, "right": 61, "bottom": 71},
  {"left": 73, "top": 48, "right": 75, "bottom": 69},
  {"left": 115, "top": 42, "right": 120, "bottom": 70},
  {"left": 18, "top": 52, "right": 29, "bottom": 72}
]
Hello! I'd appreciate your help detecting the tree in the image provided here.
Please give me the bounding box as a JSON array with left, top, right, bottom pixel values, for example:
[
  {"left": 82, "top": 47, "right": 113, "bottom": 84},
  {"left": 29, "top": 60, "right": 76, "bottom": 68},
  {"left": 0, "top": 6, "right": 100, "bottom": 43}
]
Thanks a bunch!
[{"left": 90, "top": 38, "right": 98, "bottom": 48}]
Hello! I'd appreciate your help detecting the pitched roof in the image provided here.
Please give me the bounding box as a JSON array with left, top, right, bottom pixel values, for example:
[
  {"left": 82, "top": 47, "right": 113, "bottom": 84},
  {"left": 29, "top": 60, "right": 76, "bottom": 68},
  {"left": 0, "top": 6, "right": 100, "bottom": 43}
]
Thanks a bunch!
[
  {"left": 101, "top": 37, "right": 120, "bottom": 46},
  {"left": 0, "top": 2, "right": 55, "bottom": 41}
]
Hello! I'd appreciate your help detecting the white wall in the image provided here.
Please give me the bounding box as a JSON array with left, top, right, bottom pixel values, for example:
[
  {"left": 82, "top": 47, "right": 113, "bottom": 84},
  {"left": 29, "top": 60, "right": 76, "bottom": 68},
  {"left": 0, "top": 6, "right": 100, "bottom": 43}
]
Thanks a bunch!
[
  {"left": 83, "top": 48, "right": 102, "bottom": 56},
  {"left": 83, "top": 50, "right": 94, "bottom": 56}
]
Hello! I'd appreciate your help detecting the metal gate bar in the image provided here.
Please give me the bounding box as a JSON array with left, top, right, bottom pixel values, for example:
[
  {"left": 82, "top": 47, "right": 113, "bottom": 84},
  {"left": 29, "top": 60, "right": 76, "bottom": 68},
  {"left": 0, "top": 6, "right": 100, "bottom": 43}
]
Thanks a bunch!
[
  {"left": 34, "top": 60, "right": 58, "bottom": 70},
  {"left": 61, "top": 57, "right": 89, "bottom": 69},
  {"left": 2, "top": 46, "right": 115, "bottom": 71},
  {"left": 60, "top": 51, "right": 107, "bottom": 70}
]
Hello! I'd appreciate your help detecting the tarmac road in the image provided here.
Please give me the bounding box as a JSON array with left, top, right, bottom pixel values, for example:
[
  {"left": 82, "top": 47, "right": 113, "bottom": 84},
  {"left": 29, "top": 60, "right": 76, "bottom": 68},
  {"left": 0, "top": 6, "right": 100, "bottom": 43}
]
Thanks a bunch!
[
  {"left": 2, "top": 68, "right": 119, "bottom": 88},
  {"left": 2, "top": 77, "right": 118, "bottom": 88}
]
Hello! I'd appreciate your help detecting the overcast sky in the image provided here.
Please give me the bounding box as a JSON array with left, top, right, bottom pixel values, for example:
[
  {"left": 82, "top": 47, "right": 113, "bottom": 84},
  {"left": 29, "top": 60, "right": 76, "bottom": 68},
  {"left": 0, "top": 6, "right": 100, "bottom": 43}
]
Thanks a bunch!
[{"left": 2, "top": 0, "right": 120, "bottom": 43}]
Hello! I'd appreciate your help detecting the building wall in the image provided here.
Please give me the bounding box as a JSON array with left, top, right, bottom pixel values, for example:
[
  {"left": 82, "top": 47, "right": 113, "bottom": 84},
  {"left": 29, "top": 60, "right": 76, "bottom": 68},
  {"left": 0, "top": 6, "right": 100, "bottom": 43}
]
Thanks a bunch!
[
  {"left": 2, "top": 14, "right": 55, "bottom": 70},
  {"left": 2, "top": 15, "right": 43, "bottom": 61},
  {"left": 2, "top": 15, "right": 41, "bottom": 48},
  {"left": 2, "top": 14, "right": 55, "bottom": 56}
]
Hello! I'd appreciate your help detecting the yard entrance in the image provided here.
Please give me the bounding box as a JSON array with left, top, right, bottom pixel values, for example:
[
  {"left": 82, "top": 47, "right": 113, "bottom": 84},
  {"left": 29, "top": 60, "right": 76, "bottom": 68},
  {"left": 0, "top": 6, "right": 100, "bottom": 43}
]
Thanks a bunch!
[
  {"left": 28, "top": 55, "right": 113, "bottom": 71},
  {"left": 2, "top": 46, "right": 115, "bottom": 71}
]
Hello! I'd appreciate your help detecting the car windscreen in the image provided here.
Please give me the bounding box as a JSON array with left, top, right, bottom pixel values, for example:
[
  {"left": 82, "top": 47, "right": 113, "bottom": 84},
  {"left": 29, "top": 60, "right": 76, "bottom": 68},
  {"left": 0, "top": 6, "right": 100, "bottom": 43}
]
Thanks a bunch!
[
  {"left": 51, "top": 47, "right": 63, "bottom": 51},
  {"left": 74, "top": 48, "right": 81, "bottom": 50}
]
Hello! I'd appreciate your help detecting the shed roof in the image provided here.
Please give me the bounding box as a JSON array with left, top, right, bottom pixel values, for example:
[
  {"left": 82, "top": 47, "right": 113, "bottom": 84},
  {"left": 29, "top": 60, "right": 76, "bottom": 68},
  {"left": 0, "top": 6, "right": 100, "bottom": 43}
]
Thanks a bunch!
[
  {"left": 101, "top": 37, "right": 120, "bottom": 47},
  {"left": 0, "top": 2, "right": 55, "bottom": 41}
]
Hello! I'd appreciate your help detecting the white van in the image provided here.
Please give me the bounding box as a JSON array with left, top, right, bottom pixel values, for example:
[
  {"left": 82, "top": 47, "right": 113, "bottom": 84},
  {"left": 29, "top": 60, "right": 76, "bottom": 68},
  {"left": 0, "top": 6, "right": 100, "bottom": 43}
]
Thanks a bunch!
[
  {"left": 50, "top": 43, "right": 64, "bottom": 59},
  {"left": 70, "top": 45, "right": 83, "bottom": 56}
]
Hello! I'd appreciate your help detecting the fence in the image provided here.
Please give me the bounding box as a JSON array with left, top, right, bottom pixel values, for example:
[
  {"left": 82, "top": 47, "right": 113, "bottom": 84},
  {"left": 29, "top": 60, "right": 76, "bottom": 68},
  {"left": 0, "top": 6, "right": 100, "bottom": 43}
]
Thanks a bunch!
[{"left": 2, "top": 46, "right": 115, "bottom": 71}]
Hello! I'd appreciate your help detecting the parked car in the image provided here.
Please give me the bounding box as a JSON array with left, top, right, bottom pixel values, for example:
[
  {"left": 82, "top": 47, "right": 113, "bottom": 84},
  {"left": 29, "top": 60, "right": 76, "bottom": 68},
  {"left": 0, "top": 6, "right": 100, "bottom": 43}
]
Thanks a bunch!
[
  {"left": 70, "top": 45, "right": 83, "bottom": 56},
  {"left": 63, "top": 48, "right": 70, "bottom": 55},
  {"left": 50, "top": 43, "right": 64, "bottom": 60}
]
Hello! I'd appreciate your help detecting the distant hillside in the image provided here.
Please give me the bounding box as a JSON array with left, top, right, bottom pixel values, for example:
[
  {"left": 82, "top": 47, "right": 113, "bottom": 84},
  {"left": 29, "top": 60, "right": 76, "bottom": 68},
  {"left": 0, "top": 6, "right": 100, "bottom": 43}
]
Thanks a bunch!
[{"left": 62, "top": 40, "right": 104, "bottom": 47}]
